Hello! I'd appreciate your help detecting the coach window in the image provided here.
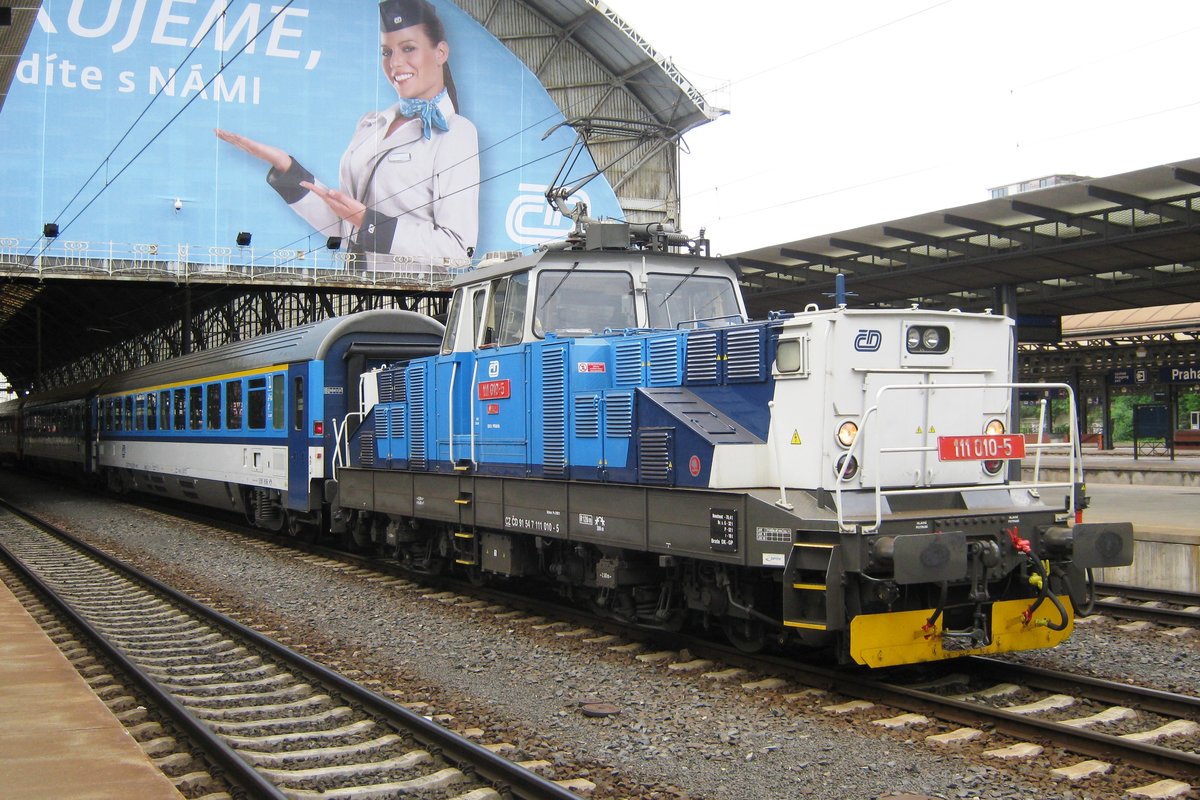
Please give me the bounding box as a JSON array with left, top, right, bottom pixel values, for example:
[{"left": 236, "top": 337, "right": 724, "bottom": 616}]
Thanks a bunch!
[
  {"left": 271, "top": 374, "right": 285, "bottom": 430},
  {"left": 135, "top": 395, "right": 146, "bottom": 431},
  {"left": 293, "top": 377, "right": 304, "bottom": 431},
  {"left": 159, "top": 391, "right": 171, "bottom": 430},
  {"left": 247, "top": 378, "right": 267, "bottom": 430},
  {"left": 189, "top": 386, "right": 203, "bottom": 430},
  {"left": 226, "top": 381, "right": 243, "bottom": 430},
  {"left": 173, "top": 389, "right": 186, "bottom": 430},
  {"left": 206, "top": 383, "right": 222, "bottom": 430},
  {"left": 146, "top": 392, "right": 157, "bottom": 431}
]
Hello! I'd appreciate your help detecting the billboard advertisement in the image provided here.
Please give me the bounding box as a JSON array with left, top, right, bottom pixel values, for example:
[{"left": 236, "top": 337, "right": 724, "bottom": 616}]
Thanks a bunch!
[{"left": 1, "top": 0, "right": 622, "bottom": 274}]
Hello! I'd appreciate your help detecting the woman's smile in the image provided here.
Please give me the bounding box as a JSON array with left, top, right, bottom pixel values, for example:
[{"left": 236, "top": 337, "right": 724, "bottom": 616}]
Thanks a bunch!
[{"left": 381, "top": 28, "right": 447, "bottom": 100}]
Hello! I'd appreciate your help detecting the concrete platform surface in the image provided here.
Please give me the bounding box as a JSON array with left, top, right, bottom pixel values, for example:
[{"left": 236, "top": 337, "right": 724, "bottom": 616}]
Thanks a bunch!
[{"left": 0, "top": 579, "right": 183, "bottom": 799}]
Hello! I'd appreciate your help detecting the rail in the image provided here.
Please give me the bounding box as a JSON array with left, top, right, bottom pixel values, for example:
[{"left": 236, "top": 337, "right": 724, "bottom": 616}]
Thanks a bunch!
[{"left": 835, "top": 381, "right": 1081, "bottom": 533}]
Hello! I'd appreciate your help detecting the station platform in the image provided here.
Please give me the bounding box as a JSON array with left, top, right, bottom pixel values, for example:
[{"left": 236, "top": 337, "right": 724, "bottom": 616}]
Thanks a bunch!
[
  {"left": 1023, "top": 449, "right": 1200, "bottom": 593},
  {"left": 0, "top": 578, "right": 183, "bottom": 799}
]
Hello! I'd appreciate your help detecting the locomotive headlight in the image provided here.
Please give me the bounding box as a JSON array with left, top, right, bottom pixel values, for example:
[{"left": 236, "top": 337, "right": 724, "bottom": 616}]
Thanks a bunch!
[
  {"left": 836, "top": 420, "right": 858, "bottom": 448},
  {"left": 835, "top": 454, "right": 859, "bottom": 481},
  {"left": 983, "top": 419, "right": 1007, "bottom": 474},
  {"left": 905, "top": 325, "right": 950, "bottom": 354}
]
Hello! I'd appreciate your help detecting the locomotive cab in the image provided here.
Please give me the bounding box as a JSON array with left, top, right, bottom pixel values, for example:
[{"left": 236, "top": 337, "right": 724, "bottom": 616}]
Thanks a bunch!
[{"left": 438, "top": 246, "right": 747, "bottom": 355}]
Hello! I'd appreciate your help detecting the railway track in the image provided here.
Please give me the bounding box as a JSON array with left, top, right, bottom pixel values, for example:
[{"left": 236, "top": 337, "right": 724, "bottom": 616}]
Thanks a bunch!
[
  {"left": 0, "top": 501, "right": 582, "bottom": 800},
  {"left": 123, "top": 496, "right": 1200, "bottom": 794},
  {"left": 1092, "top": 583, "right": 1200, "bottom": 628},
  {"left": 9, "top": 485, "right": 1197, "bottom": 797}
]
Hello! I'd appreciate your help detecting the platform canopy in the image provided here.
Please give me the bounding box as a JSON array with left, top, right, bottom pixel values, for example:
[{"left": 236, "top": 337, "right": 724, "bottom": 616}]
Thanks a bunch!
[{"left": 734, "top": 158, "right": 1200, "bottom": 320}]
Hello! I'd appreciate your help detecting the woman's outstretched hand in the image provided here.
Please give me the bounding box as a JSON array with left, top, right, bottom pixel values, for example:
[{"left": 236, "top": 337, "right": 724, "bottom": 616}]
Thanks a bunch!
[
  {"left": 214, "top": 129, "right": 291, "bottom": 173},
  {"left": 301, "top": 181, "right": 367, "bottom": 229}
]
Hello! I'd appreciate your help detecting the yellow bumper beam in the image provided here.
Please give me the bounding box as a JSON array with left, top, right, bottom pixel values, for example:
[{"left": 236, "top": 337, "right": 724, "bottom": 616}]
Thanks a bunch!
[{"left": 849, "top": 596, "right": 1074, "bottom": 668}]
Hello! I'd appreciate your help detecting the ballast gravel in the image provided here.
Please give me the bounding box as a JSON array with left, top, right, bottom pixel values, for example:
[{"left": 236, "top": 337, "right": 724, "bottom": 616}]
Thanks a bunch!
[{"left": 4, "top": 473, "right": 1193, "bottom": 800}]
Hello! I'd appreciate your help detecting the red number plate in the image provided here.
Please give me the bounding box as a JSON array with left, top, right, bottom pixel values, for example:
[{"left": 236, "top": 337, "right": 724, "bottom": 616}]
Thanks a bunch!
[{"left": 937, "top": 434, "right": 1025, "bottom": 461}]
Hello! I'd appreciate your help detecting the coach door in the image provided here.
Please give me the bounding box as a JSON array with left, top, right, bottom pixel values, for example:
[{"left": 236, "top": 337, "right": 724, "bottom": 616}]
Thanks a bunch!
[{"left": 287, "top": 363, "right": 310, "bottom": 510}]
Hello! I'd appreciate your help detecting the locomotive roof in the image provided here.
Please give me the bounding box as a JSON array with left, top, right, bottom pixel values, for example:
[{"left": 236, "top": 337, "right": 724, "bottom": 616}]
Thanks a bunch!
[
  {"left": 453, "top": 247, "right": 741, "bottom": 288},
  {"left": 99, "top": 310, "right": 443, "bottom": 394}
]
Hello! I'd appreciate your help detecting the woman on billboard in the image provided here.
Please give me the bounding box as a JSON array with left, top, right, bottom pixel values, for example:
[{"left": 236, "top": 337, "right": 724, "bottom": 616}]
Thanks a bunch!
[{"left": 216, "top": 0, "right": 479, "bottom": 269}]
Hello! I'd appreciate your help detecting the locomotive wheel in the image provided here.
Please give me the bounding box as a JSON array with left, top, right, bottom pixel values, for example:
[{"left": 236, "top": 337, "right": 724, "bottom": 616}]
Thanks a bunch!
[{"left": 724, "top": 618, "right": 767, "bottom": 653}]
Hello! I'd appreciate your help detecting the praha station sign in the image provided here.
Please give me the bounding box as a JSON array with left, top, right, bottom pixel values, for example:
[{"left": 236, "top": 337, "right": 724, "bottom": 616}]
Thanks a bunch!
[{"left": 1109, "top": 364, "right": 1200, "bottom": 386}]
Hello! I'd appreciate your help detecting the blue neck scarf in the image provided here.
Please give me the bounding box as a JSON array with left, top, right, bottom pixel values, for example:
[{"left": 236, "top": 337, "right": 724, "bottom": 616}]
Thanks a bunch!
[{"left": 397, "top": 89, "right": 449, "bottom": 140}]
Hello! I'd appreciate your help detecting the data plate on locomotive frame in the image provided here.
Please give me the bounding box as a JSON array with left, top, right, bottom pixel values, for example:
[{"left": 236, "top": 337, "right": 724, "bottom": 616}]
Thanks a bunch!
[{"left": 936, "top": 434, "right": 1025, "bottom": 461}]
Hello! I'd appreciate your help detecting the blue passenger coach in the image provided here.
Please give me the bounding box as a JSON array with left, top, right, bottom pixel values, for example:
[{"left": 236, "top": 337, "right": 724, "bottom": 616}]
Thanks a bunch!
[{"left": 89, "top": 310, "right": 441, "bottom": 532}]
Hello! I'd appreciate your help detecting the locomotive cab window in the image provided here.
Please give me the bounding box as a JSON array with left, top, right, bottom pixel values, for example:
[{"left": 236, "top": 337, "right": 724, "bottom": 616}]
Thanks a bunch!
[
  {"left": 534, "top": 270, "right": 634, "bottom": 338},
  {"left": 647, "top": 273, "right": 743, "bottom": 330},
  {"left": 480, "top": 272, "right": 529, "bottom": 348},
  {"left": 440, "top": 288, "right": 464, "bottom": 354}
]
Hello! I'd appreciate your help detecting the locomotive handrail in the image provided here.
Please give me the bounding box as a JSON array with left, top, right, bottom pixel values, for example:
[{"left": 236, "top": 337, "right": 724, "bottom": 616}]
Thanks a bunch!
[
  {"left": 332, "top": 411, "right": 366, "bottom": 480},
  {"left": 835, "top": 381, "right": 1081, "bottom": 533}
]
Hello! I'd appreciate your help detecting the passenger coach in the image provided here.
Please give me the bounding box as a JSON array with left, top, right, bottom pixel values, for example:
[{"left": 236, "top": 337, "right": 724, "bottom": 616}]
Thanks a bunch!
[{"left": 92, "top": 310, "right": 442, "bottom": 532}]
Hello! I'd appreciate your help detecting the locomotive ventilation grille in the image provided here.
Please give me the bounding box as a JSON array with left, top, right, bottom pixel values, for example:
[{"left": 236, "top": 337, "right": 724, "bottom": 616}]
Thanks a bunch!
[
  {"left": 373, "top": 408, "right": 390, "bottom": 441},
  {"left": 408, "top": 368, "right": 426, "bottom": 469},
  {"left": 377, "top": 370, "right": 396, "bottom": 403},
  {"left": 614, "top": 340, "right": 643, "bottom": 386},
  {"left": 685, "top": 332, "right": 719, "bottom": 383},
  {"left": 542, "top": 346, "right": 567, "bottom": 476},
  {"left": 605, "top": 392, "right": 633, "bottom": 438},
  {"left": 725, "top": 328, "right": 765, "bottom": 382},
  {"left": 360, "top": 430, "right": 376, "bottom": 467},
  {"left": 575, "top": 394, "right": 600, "bottom": 439},
  {"left": 638, "top": 429, "right": 672, "bottom": 485},
  {"left": 648, "top": 337, "right": 680, "bottom": 385}
]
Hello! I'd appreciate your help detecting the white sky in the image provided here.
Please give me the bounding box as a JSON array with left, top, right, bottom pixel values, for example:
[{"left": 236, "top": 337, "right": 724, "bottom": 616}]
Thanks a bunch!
[{"left": 605, "top": 0, "right": 1200, "bottom": 256}]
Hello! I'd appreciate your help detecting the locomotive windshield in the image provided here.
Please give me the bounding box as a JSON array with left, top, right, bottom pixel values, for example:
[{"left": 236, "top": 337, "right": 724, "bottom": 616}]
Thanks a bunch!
[
  {"left": 647, "top": 272, "right": 742, "bottom": 329},
  {"left": 534, "top": 270, "right": 635, "bottom": 337}
]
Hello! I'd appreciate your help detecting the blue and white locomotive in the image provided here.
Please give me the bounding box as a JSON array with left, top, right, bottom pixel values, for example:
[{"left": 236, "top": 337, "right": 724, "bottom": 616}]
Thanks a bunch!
[{"left": 331, "top": 220, "right": 1134, "bottom": 668}]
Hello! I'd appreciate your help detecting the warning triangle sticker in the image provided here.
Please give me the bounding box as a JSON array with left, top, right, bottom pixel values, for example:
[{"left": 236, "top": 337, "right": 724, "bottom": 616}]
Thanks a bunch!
[{"left": 790, "top": 430, "right": 802, "bottom": 445}]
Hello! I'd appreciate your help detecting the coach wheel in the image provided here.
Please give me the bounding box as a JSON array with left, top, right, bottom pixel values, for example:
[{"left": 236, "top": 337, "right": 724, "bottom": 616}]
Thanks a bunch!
[
  {"left": 724, "top": 617, "right": 767, "bottom": 653},
  {"left": 105, "top": 469, "right": 127, "bottom": 495},
  {"left": 285, "top": 512, "right": 316, "bottom": 543}
]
